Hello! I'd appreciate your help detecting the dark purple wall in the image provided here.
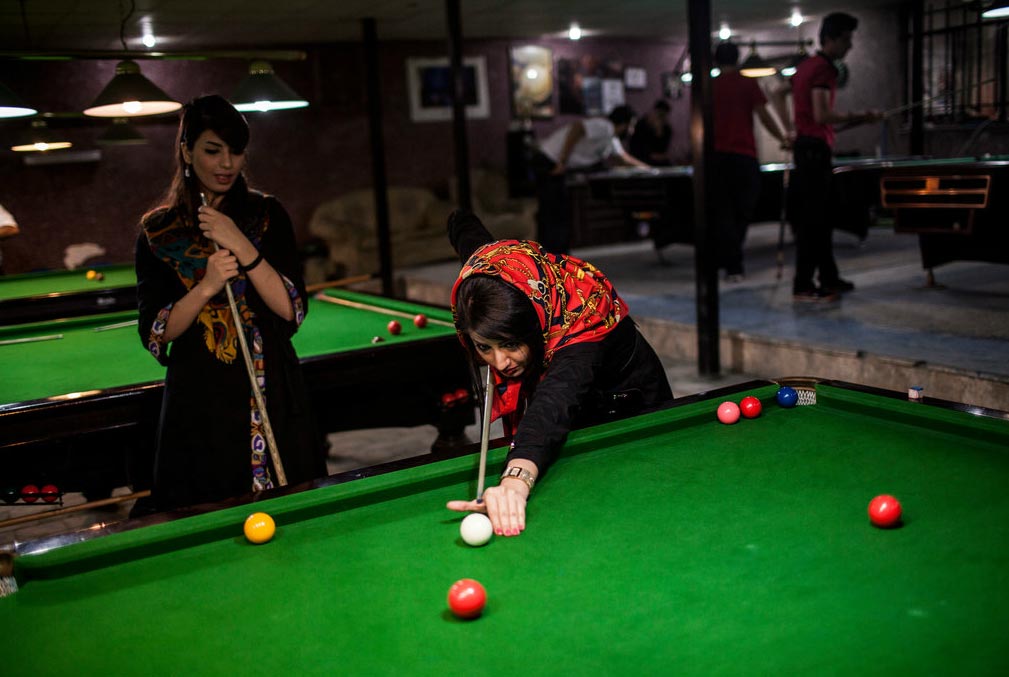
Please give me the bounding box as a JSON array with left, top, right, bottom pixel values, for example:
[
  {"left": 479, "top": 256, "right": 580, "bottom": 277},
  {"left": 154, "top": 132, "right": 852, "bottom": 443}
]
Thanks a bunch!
[{"left": 0, "top": 36, "right": 692, "bottom": 274}]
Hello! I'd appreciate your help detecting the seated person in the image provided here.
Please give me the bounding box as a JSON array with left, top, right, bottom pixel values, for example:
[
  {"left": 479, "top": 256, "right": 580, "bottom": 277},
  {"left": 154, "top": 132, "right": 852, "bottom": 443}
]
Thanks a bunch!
[
  {"left": 444, "top": 209, "right": 673, "bottom": 537},
  {"left": 628, "top": 99, "right": 673, "bottom": 166}
]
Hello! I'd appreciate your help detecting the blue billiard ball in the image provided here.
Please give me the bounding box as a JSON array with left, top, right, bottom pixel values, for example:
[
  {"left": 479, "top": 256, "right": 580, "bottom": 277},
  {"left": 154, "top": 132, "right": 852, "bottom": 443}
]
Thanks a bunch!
[{"left": 776, "top": 386, "right": 798, "bottom": 408}]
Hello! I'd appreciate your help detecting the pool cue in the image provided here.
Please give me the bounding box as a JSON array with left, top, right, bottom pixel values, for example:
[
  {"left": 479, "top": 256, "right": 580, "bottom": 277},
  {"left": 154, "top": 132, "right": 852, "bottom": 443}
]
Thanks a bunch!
[
  {"left": 0, "top": 490, "right": 152, "bottom": 530},
  {"left": 0, "top": 334, "right": 63, "bottom": 346},
  {"left": 475, "top": 365, "right": 494, "bottom": 500},
  {"left": 776, "top": 154, "right": 790, "bottom": 280},
  {"left": 201, "top": 193, "right": 287, "bottom": 486},
  {"left": 93, "top": 319, "right": 138, "bottom": 332},
  {"left": 305, "top": 273, "right": 376, "bottom": 293},
  {"left": 311, "top": 292, "right": 455, "bottom": 328}
]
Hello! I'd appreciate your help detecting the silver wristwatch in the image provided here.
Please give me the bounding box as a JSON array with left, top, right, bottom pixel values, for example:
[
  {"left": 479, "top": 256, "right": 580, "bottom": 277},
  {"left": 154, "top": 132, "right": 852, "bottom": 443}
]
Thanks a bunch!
[{"left": 500, "top": 466, "right": 536, "bottom": 491}]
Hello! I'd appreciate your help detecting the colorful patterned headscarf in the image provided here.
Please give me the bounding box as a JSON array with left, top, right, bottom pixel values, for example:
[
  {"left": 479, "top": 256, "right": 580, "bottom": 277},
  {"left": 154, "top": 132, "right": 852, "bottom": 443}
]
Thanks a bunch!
[{"left": 450, "top": 239, "right": 626, "bottom": 431}]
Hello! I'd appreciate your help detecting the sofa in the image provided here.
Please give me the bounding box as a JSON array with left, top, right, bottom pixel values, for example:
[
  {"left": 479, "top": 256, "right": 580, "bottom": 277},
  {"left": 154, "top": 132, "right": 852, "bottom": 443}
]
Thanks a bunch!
[{"left": 307, "top": 169, "right": 536, "bottom": 282}]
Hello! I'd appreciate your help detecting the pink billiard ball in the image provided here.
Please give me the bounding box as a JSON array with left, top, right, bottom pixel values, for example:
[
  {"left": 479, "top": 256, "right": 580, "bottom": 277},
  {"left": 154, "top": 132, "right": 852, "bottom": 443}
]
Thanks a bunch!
[
  {"left": 868, "top": 495, "right": 903, "bottom": 528},
  {"left": 447, "top": 578, "right": 486, "bottom": 619},
  {"left": 413, "top": 313, "right": 428, "bottom": 329},
  {"left": 717, "top": 401, "right": 740, "bottom": 424},
  {"left": 739, "top": 396, "right": 762, "bottom": 419},
  {"left": 387, "top": 320, "right": 402, "bottom": 335}
]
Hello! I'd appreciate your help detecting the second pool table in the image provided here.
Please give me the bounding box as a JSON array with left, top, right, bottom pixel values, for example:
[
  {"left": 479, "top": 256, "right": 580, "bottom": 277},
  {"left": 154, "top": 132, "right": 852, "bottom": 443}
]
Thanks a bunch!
[
  {"left": 0, "top": 263, "right": 137, "bottom": 326},
  {"left": 0, "top": 288, "right": 473, "bottom": 496}
]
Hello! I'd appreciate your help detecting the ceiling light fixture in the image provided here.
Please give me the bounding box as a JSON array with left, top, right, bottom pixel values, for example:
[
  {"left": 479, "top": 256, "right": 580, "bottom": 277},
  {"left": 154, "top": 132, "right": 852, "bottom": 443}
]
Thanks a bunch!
[
  {"left": 96, "top": 117, "right": 147, "bottom": 145},
  {"left": 10, "top": 119, "right": 72, "bottom": 153},
  {"left": 790, "top": 9, "right": 804, "bottom": 27},
  {"left": 719, "top": 24, "right": 732, "bottom": 40},
  {"left": 83, "top": 60, "right": 182, "bottom": 117},
  {"left": 231, "top": 60, "right": 309, "bottom": 112},
  {"left": 740, "top": 43, "right": 777, "bottom": 78},
  {"left": 0, "top": 80, "right": 38, "bottom": 118},
  {"left": 983, "top": 1, "right": 1009, "bottom": 18},
  {"left": 568, "top": 23, "right": 582, "bottom": 41}
]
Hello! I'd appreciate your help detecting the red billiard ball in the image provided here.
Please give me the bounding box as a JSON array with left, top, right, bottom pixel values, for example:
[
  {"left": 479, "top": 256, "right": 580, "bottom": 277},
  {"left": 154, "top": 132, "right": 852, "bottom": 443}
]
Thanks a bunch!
[
  {"left": 413, "top": 313, "right": 428, "bottom": 329},
  {"left": 40, "top": 484, "right": 60, "bottom": 503},
  {"left": 868, "top": 494, "right": 903, "bottom": 528},
  {"left": 21, "top": 484, "right": 40, "bottom": 504},
  {"left": 717, "top": 401, "right": 740, "bottom": 424},
  {"left": 739, "top": 396, "right": 762, "bottom": 419},
  {"left": 387, "top": 320, "right": 402, "bottom": 335},
  {"left": 447, "top": 578, "right": 486, "bottom": 619}
]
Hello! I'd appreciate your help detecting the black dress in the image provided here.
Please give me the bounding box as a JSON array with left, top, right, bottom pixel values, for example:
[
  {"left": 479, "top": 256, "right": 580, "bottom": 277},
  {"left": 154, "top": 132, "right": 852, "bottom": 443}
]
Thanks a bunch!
[{"left": 135, "top": 191, "right": 325, "bottom": 510}]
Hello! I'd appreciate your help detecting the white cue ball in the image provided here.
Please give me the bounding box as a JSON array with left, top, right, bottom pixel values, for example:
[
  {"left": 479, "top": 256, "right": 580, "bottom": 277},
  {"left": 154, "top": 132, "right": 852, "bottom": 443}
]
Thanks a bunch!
[{"left": 459, "top": 513, "right": 493, "bottom": 547}]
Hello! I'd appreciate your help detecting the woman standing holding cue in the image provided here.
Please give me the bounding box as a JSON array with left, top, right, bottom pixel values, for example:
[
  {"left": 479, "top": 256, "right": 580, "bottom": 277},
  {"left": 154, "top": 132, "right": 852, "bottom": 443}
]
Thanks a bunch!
[{"left": 135, "top": 95, "right": 324, "bottom": 511}]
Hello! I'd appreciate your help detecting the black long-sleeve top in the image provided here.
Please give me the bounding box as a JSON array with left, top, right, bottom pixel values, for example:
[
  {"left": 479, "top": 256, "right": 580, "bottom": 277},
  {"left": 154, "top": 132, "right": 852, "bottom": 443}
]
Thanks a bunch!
[{"left": 448, "top": 210, "right": 672, "bottom": 472}]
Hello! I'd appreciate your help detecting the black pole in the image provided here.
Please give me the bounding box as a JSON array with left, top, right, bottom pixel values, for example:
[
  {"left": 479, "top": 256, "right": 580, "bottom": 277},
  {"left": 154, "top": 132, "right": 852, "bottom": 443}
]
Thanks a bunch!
[
  {"left": 998, "top": 25, "right": 1008, "bottom": 123},
  {"left": 362, "top": 18, "right": 394, "bottom": 297},
  {"left": 687, "top": 0, "right": 719, "bottom": 375},
  {"left": 911, "top": 0, "right": 924, "bottom": 153},
  {"left": 445, "top": 0, "right": 472, "bottom": 211}
]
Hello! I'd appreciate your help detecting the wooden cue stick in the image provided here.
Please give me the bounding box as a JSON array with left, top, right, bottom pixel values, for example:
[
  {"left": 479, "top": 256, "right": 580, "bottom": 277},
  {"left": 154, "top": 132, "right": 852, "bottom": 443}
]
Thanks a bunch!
[
  {"left": 475, "top": 365, "right": 494, "bottom": 500},
  {"left": 93, "top": 319, "right": 138, "bottom": 332},
  {"left": 202, "top": 193, "right": 287, "bottom": 486},
  {"left": 311, "top": 292, "right": 455, "bottom": 327},
  {"left": 776, "top": 153, "right": 791, "bottom": 280},
  {"left": 0, "top": 334, "right": 63, "bottom": 346},
  {"left": 305, "top": 273, "right": 375, "bottom": 293},
  {"left": 0, "top": 490, "right": 152, "bottom": 529}
]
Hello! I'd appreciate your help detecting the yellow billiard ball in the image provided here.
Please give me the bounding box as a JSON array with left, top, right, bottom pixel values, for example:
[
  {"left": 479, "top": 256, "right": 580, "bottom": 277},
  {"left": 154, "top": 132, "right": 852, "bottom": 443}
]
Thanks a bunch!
[
  {"left": 86, "top": 270, "right": 97, "bottom": 280},
  {"left": 244, "top": 512, "right": 276, "bottom": 544}
]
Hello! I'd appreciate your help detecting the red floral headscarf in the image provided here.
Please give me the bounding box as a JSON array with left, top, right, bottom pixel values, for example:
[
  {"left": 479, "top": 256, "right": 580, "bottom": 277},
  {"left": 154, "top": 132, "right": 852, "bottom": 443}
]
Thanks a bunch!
[{"left": 450, "top": 240, "right": 627, "bottom": 432}]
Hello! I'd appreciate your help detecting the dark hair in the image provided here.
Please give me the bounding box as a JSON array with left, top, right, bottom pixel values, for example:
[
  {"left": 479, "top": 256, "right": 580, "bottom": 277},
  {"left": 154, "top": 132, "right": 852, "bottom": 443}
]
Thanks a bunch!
[
  {"left": 714, "top": 42, "right": 740, "bottom": 66},
  {"left": 653, "top": 99, "right": 671, "bottom": 113},
  {"left": 608, "top": 104, "right": 636, "bottom": 127},
  {"left": 152, "top": 95, "right": 251, "bottom": 226},
  {"left": 820, "top": 12, "right": 858, "bottom": 44},
  {"left": 455, "top": 275, "right": 545, "bottom": 376}
]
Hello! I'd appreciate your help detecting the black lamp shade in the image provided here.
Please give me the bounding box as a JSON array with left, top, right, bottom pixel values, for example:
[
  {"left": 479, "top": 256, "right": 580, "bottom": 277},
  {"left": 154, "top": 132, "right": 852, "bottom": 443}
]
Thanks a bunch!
[
  {"left": 10, "top": 119, "right": 72, "bottom": 152},
  {"left": 0, "top": 81, "right": 37, "bottom": 119},
  {"left": 83, "top": 60, "right": 181, "bottom": 118},
  {"left": 96, "top": 118, "right": 147, "bottom": 146},
  {"left": 231, "top": 61, "right": 309, "bottom": 112}
]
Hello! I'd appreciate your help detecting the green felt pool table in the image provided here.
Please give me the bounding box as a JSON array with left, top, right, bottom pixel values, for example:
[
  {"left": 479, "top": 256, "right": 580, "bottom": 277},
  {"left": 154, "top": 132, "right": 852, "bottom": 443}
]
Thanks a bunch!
[
  {"left": 0, "top": 264, "right": 137, "bottom": 326},
  {"left": 0, "top": 288, "right": 473, "bottom": 496},
  {"left": 3, "top": 379, "right": 1007, "bottom": 674}
]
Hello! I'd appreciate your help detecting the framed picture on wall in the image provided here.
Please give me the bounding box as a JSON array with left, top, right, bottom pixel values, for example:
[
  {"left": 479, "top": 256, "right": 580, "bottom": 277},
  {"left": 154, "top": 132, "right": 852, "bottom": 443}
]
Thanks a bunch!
[
  {"left": 624, "top": 66, "right": 647, "bottom": 90},
  {"left": 509, "top": 45, "right": 554, "bottom": 118},
  {"left": 406, "top": 56, "right": 490, "bottom": 122}
]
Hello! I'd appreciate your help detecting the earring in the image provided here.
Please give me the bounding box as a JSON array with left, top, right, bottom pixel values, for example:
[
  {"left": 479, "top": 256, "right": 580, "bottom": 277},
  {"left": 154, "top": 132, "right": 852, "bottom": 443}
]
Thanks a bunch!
[{"left": 184, "top": 165, "right": 191, "bottom": 178}]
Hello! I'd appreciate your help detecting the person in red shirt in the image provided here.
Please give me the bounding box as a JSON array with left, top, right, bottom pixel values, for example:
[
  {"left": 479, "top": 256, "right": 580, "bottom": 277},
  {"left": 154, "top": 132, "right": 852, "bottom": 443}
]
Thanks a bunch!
[
  {"left": 788, "top": 12, "right": 881, "bottom": 301},
  {"left": 712, "top": 42, "right": 790, "bottom": 281}
]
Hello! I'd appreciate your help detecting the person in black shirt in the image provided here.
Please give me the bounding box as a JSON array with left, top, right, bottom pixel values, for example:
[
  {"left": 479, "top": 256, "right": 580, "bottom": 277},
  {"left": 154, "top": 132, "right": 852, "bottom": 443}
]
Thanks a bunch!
[
  {"left": 444, "top": 210, "right": 673, "bottom": 536},
  {"left": 628, "top": 99, "right": 673, "bottom": 166}
]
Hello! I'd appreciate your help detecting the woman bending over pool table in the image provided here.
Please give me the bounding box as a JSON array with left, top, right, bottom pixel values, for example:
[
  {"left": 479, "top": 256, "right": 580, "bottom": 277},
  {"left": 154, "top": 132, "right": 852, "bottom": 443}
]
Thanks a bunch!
[
  {"left": 445, "top": 210, "right": 673, "bottom": 536},
  {"left": 135, "top": 95, "right": 325, "bottom": 511}
]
